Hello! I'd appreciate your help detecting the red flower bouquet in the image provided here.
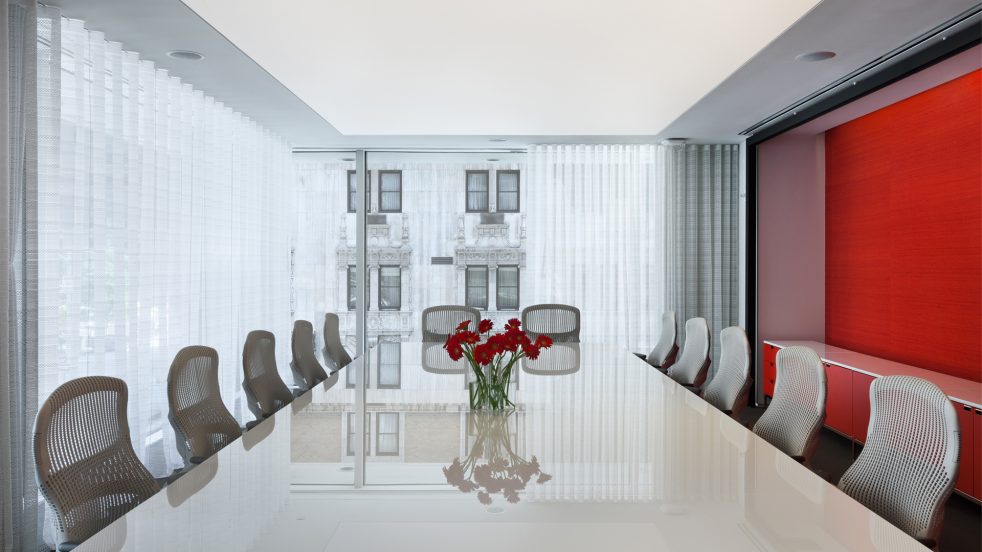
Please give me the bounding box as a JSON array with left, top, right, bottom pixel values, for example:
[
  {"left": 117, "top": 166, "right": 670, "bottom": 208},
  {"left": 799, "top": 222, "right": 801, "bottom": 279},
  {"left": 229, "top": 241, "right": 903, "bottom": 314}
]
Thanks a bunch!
[{"left": 444, "top": 318, "right": 553, "bottom": 410}]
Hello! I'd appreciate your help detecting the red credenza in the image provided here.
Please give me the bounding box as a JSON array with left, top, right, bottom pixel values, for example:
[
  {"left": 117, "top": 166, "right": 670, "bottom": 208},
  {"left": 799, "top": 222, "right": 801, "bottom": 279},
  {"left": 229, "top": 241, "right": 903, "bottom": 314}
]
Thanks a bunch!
[
  {"left": 956, "top": 403, "right": 975, "bottom": 496},
  {"left": 824, "top": 362, "right": 853, "bottom": 436},
  {"left": 851, "top": 372, "right": 874, "bottom": 444},
  {"left": 763, "top": 340, "right": 982, "bottom": 502},
  {"left": 763, "top": 344, "right": 778, "bottom": 398}
]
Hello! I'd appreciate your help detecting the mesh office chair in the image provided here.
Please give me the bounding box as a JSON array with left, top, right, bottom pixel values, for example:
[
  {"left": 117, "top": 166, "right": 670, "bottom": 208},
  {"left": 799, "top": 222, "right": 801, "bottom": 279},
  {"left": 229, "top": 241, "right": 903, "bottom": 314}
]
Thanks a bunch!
[
  {"left": 752, "top": 346, "right": 826, "bottom": 464},
  {"left": 242, "top": 330, "right": 297, "bottom": 421},
  {"left": 838, "top": 376, "right": 959, "bottom": 548},
  {"left": 34, "top": 376, "right": 160, "bottom": 551},
  {"left": 522, "top": 343, "right": 581, "bottom": 375},
  {"left": 421, "top": 305, "right": 481, "bottom": 342},
  {"left": 701, "top": 326, "right": 751, "bottom": 419},
  {"left": 167, "top": 346, "right": 241, "bottom": 466},
  {"left": 644, "top": 310, "right": 678, "bottom": 370},
  {"left": 521, "top": 304, "right": 581, "bottom": 343},
  {"left": 322, "top": 313, "right": 353, "bottom": 373},
  {"left": 667, "top": 317, "right": 711, "bottom": 388},
  {"left": 291, "top": 320, "right": 329, "bottom": 389}
]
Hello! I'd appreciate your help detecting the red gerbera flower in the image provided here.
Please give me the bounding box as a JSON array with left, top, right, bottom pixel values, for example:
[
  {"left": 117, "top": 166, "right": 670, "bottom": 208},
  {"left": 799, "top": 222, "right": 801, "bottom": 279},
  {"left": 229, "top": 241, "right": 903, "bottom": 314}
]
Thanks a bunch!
[
  {"left": 534, "top": 335, "right": 553, "bottom": 349},
  {"left": 478, "top": 319, "right": 493, "bottom": 334},
  {"left": 456, "top": 320, "right": 471, "bottom": 331}
]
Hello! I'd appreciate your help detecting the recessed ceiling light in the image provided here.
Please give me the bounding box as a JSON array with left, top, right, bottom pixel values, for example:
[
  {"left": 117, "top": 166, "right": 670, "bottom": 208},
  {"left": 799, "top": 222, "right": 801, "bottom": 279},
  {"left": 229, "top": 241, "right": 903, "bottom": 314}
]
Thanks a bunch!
[
  {"left": 487, "top": 158, "right": 500, "bottom": 162},
  {"left": 167, "top": 50, "right": 204, "bottom": 61},
  {"left": 795, "top": 51, "right": 836, "bottom": 62},
  {"left": 488, "top": 138, "right": 507, "bottom": 142},
  {"left": 341, "top": 157, "right": 355, "bottom": 162}
]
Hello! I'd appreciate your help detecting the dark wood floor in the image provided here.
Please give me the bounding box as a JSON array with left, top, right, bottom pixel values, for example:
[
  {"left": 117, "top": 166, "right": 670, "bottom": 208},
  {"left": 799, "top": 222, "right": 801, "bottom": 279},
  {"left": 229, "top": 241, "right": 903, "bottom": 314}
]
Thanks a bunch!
[{"left": 740, "top": 406, "right": 981, "bottom": 552}]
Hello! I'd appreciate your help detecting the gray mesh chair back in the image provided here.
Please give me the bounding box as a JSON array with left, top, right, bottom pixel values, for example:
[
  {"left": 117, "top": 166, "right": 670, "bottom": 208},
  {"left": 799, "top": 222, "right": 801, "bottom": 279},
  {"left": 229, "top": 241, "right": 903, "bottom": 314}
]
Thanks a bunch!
[
  {"left": 521, "top": 304, "right": 581, "bottom": 342},
  {"left": 33, "top": 376, "right": 160, "bottom": 549},
  {"left": 753, "top": 346, "right": 826, "bottom": 463},
  {"left": 522, "top": 343, "right": 581, "bottom": 375},
  {"left": 421, "top": 305, "right": 481, "bottom": 342},
  {"left": 323, "top": 313, "right": 353, "bottom": 372},
  {"left": 667, "top": 317, "right": 711, "bottom": 388},
  {"left": 702, "top": 326, "right": 751, "bottom": 418},
  {"left": 167, "top": 346, "right": 241, "bottom": 465},
  {"left": 291, "top": 320, "right": 329, "bottom": 389},
  {"left": 646, "top": 310, "right": 678, "bottom": 369},
  {"left": 838, "top": 376, "right": 959, "bottom": 547},
  {"left": 242, "top": 330, "right": 293, "bottom": 419}
]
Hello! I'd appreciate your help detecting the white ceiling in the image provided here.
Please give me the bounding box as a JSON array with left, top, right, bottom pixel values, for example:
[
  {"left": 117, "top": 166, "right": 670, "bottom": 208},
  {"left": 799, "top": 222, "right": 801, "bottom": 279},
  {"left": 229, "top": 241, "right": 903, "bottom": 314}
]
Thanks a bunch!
[
  {"left": 180, "top": 0, "right": 820, "bottom": 138},
  {"left": 53, "top": 0, "right": 979, "bottom": 147}
]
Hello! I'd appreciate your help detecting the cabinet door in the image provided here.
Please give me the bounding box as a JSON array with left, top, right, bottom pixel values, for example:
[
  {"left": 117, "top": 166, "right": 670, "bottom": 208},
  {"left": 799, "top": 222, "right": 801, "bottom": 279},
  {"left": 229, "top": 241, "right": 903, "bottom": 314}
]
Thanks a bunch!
[
  {"left": 763, "top": 344, "right": 778, "bottom": 398},
  {"left": 974, "top": 406, "right": 981, "bottom": 499},
  {"left": 824, "top": 363, "right": 853, "bottom": 436},
  {"left": 851, "top": 372, "right": 875, "bottom": 443},
  {"left": 954, "top": 402, "right": 975, "bottom": 496}
]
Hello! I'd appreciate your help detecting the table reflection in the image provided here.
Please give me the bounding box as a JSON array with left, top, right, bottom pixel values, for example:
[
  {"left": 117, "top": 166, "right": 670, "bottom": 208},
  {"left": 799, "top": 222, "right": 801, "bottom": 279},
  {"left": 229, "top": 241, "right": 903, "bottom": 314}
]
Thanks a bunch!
[
  {"left": 522, "top": 343, "right": 581, "bottom": 375},
  {"left": 443, "top": 411, "right": 552, "bottom": 504}
]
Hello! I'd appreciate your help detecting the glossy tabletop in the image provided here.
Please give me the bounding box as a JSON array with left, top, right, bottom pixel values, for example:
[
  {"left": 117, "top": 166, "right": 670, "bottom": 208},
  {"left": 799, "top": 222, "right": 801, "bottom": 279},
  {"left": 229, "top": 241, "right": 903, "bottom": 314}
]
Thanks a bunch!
[{"left": 77, "top": 342, "right": 924, "bottom": 551}]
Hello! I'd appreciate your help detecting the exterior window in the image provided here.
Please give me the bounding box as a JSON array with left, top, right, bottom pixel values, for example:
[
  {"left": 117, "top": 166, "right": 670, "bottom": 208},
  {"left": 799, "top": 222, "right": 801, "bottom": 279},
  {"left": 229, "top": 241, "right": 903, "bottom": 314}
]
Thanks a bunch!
[
  {"left": 496, "top": 170, "right": 520, "bottom": 212},
  {"left": 347, "top": 170, "right": 371, "bottom": 213},
  {"left": 376, "top": 413, "right": 400, "bottom": 456},
  {"left": 346, "top": 361, "right": 368, "bottom": 389},
  {"left": 465, "top": 266, "right": 488, "bottom": 309},
  {"left": 497, "top": 266, "right": 519, "bottom": 310},
  {"left": 378, "top": 341, "right": 401, "bottom": 389},
  {"left": 346, "top": 412, "right": 369, "bottom": 455},
  {"left": 379, "top": 170, "right": 402, "bottom": 213},
  {"left": 379, "top": 266, "right": 401, "bottom": 310},
  {"left": 347, "top": 266, "right": 369, "bottom": 311},
  {"left": 466, "top": 170, "right": 490, "bottom": 212}
]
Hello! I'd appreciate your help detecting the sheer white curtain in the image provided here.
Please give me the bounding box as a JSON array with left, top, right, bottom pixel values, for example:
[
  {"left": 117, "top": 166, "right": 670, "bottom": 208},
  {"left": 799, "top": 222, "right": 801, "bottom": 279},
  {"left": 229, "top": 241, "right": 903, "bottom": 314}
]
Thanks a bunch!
[
  {"left": 525, "top": 145, "right": 667, "bottom": 351},
  {"left": 35, "top": 12, "right": 296, "bottom": 476},
  {"left": 526, "top": 144, "right": 740, "bottom": 371},
  {"left": 2, "top": 0, "right": 40, "bottom": 549}
]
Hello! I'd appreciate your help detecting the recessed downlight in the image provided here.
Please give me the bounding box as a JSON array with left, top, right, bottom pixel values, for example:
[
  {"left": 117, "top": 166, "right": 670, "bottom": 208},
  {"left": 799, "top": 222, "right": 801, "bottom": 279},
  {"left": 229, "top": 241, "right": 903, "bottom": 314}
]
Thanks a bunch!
[
  {"left": 167, "top": 50, "right": 204, "bottom": 61},
  {"left": 795, "top": 51, "right": 836, "bottom": 62},
  {"left": 487, "top": 158, "right": 500, "bottom": 162},
  {"left": 488, "top": 138, "right": 507, "bottom": 142},
  {"left": 341, "top": 157, "right": 355, "bottom": 162}
]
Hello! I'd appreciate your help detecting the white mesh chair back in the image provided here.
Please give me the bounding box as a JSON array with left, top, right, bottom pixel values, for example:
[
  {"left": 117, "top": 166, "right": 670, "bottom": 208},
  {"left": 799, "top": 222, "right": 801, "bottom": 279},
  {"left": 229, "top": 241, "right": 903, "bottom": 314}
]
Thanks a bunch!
[
  {"left": 837, "top": 376, "right": 959, "bottom": 547},
  {"left": 702, "top": 326, "right": 752, "bottom": 418},
  {"left": 522, "top": 343, "right": 581, "bottom": 375},
  {"left": 521, "top": 304, "right": 581, "bottom": 343},
  {"left": 753, "top": 346, "right": 826, "bottom": 463},
  {"left": 421, "top": 305, "right": 481, "bottom": 342},
  {"left": 33, "top": 376, "right": 160, "bottom": 548},
  {"left": 646, "top": 310, "right": 677, "bottom": 368},
  {"left": 291, "top": 320, "right": 328, "bottom": 389},
  {"left": 421, "top": 342, "right": 467, "bottom": 374},
  {"left": 167, "top": 346, "right": 241, "bottom": 465},
  {"left": 242, "top": 330, "right": 293, "bottom": 419},
  {"left": 667, "top": 317, "right": 711, "bottom": 388},
  {"left": 323, "top": 313, "right": 353, "bottom": 372}
]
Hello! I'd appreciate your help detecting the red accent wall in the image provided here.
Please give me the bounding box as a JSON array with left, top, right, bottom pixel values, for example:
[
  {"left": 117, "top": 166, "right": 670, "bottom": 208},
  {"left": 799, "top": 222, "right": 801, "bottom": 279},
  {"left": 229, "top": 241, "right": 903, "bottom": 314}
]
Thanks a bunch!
[{"left": 826, "top": 69, "right": 981, "bottom": 382}]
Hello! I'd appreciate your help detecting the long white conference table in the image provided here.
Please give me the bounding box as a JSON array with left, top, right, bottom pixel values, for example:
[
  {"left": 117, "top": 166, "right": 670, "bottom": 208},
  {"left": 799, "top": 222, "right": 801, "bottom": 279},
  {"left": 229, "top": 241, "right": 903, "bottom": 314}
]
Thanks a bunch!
[{"left": 76, "top": 342, "right": 925, "bottom": 551}]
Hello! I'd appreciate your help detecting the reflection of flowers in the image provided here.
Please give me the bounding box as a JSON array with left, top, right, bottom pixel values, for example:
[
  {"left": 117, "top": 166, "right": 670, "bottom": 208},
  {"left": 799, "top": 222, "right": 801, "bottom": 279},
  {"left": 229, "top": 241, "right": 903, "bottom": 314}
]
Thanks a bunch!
[{"left": 442, "top": 412, "right": 551, "bottom": 505}]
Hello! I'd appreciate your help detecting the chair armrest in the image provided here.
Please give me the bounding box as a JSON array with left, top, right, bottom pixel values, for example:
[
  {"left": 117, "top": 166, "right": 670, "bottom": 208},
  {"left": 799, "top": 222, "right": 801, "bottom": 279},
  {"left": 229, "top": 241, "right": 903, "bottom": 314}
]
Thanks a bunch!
[
  {"left": 59, "top": 543, "right": 80, "bottom": 551},
  {"left": 244, "top": 420, "right": 262, "bottom": 431},
  {"left": 189, "top": 456, "right": 207, "bottom": 465},
  {"left": 633, "top": 352, "right": 647, "bottom": 360}
]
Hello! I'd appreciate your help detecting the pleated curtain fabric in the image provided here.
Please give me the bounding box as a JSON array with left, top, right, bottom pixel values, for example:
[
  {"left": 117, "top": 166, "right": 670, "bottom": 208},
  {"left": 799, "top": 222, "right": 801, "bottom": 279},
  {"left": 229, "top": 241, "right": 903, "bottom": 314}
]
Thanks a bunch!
[
  {"left": 1, "top": 0, "right": 41, "bottom": 549},
  {"left": 34, "top": 11, "right": 296, "bottom": 478},
  {"left": 525, "top": 145, "right": 667, "bottom": 351},
  {"left": 663, "top": 144, "right": 740, "bottom": 375},
  {"left": 526, "top": 144, "right": 739, "bottom": 367}
]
